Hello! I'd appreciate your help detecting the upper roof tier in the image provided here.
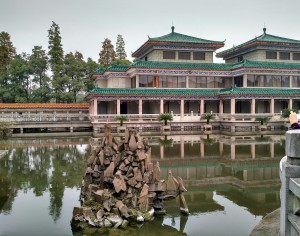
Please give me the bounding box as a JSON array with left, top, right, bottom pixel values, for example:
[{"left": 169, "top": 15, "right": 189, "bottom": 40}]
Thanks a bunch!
[
  {"left": 216, "top": 28, "right": 300, "bottom": 59},
  {"left": 132, "top": 26, "right": 225, "bottom": 58}
]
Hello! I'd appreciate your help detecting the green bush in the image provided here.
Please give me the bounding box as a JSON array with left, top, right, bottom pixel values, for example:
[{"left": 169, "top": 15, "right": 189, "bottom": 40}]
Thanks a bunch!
[
  {"left": 115, "top": 115, "right": 128, "bottom": 126},
  {"left": 201, "top": 113, "right": 215, "bottom": 124},
  {"left": 158, "top": 113, "right": 173, "bottom": 126}
]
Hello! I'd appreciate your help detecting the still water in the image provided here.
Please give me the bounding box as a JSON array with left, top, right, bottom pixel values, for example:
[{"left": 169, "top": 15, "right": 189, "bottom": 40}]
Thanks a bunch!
[{"left": 0, "top": 133, "right": 284, "bottom": 236}]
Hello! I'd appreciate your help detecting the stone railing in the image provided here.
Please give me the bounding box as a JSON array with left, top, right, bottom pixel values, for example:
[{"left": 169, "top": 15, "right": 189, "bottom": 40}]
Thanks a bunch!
[
  {"left": 280, "top": 130, "right": 300, "bottom": 235},
  {"left": 0, "top": 112, "right": 89, "bottom": 122},
  {"left": 219, "top": 113, "right": 283, "bottom": 122}
]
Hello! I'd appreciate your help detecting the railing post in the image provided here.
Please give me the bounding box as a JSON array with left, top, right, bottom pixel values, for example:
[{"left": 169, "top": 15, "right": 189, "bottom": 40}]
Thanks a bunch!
[{"left": 280, "top": 130, "right": 300, "bottom": 235}]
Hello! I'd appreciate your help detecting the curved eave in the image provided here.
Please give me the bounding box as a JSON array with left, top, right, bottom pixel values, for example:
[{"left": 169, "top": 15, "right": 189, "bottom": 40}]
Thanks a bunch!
[
  {"left": 217, "top": 41, "right": 300, "bottom": 58},
  {"left": 132, "top": 40, "right": 224, "bottom": 58}
]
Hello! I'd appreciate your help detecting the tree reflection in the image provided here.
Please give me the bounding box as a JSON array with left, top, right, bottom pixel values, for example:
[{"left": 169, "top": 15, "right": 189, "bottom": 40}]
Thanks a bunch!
[{"left": 0, "top": 138, "right": 88, "bottom": 222}]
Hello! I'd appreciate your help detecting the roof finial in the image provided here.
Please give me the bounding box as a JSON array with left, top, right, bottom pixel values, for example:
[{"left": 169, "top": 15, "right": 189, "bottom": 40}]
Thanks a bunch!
[
  {"left": 171, "top": 24, "right": 175, "bottom": 33},
  {"left": 263, "top": 23, "right": 266, "bottom": 34}
]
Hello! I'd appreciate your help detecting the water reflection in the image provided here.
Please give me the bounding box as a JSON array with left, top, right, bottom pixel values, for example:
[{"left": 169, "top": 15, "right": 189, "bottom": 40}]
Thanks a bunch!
[{"left": 0, "top": 134, "right": 284, "bottom": 235}]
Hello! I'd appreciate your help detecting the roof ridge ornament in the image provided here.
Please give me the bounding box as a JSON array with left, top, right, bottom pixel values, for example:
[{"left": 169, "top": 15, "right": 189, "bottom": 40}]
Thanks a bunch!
[
  {"left": 263, "top": 27, "right": 267, "bottom": 34},
  {"left": 171, "top": 26, "right": 175, "bottom": 33}
]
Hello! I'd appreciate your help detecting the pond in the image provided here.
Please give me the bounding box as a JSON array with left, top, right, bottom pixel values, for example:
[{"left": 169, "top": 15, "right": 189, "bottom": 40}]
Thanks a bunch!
[{"left": 0, "top": 133, "right": 284, "bottom": 236}]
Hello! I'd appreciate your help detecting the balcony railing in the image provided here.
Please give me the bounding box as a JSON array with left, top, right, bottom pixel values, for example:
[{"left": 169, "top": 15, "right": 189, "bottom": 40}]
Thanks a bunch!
[{"left": 0, "top": 113, "right": 89, "bottom": 122}]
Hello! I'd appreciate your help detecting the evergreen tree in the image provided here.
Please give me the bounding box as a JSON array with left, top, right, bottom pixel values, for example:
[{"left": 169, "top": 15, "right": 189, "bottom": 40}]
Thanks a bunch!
[
  {"left": 84, "top": 57, "right": 99, "bottom": 92},
  {"left": 63, "top": 51, "right": 86, "bottom": 103},
  {"left": 48, "top": 21, "right": 64, "bottom": 102},
  {"left": 29, "top": 46, "right": 51, "bottom": 103},
  {"left": 6, "top": 53, "right": 32, "bottom": 103},
  {"left": 116, "top": 34, "right": 127, "bottom": 60},
  {"left": 98, "top": 38, "right": 116, "bottom": 67},
  {"left": 0, "top": 32, "right": 16, "bottom": 73}
]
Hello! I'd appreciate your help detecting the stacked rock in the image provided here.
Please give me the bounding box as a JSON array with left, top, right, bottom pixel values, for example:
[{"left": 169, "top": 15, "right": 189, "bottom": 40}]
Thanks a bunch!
[{"left": 71, "top": 124, "right": 188, "bottom": 230}]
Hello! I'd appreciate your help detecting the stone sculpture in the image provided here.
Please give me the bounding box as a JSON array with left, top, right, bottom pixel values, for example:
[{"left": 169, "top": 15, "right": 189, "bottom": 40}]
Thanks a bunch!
[{"left": 71, "top": 124, "right": 189, "bottom": 231}]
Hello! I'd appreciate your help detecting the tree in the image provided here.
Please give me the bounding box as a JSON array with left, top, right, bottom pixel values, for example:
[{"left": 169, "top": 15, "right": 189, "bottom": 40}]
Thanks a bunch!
[
  {"left": 6, "top": 53, "right": 32, "bottom": 103},
  {"left": 48, "top": 21, "right": 64, "bottom": 102},
  {"left": 281, "top": 108, "right": 298, "bottom": 118},
  {"left": 0, "top": 32, "right": 16, "bottom": 73},
  {"left": 98, "top": 38, "right": 116, "bottom": 67},
  {"left": 115, "top": 115, "right": 128, "bottom": 126},
  {"left": 29, "top": 46, "right": 51, "bottom": 103},
  {"left": 84, "top": 57, "right": 99, "bottom": 92},
  {"left": 63, "top": 51, "right": 86, "bottom": 103},
  {"left": 201, "top": 113, "right": 215, "bottom": 124},
  {"left": 115, "top": 34, "right": 127, "bottom": 60},
  {"left": 255, "top": 116, "right": 270, "bottom": 125},
  {"left": 158, "top": 113, "right": 173, "bottom": 126}
]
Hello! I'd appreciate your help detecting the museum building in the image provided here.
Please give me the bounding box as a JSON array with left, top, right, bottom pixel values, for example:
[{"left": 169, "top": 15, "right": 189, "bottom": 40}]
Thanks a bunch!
[{"left": 86, "top": 27, "right": 300, "bottom": 124}]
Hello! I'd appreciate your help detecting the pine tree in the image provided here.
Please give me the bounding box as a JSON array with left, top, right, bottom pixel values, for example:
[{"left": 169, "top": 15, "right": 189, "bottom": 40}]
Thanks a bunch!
[
  {"left": 116, "top": 34, "right": 127, "bottom": 60},
  {"left": 48, "top": 21, "right": 64, "bottom": 102},
  {"left": 0, "top": 32, "right": 16, "bottom": 73},
  {"left": 29, "top": 46, "right": 51, "bottom": 103},
  {"left": 48, "top": 21, "right": 64, "bottom": 72},
  {"left": 98, "top": 38, "right": 116, "bottom": 67}
]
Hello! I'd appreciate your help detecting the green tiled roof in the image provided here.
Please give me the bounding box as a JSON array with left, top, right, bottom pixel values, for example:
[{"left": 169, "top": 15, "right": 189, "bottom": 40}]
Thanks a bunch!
[
  {"left": 88, "top": 88, "right": 219, "bottom": 96},
  {"left": 219, "top": 87, "right": 300, "bottom": 96},
  {"left": 150, "top": 31, "right": 224, "bottom": 44},
  {"left": 232, "top": 59, "right": 300, "bottom": 70},
  {"left": 93, "top": 60, "right": 300, "bottom": 75},
  {"left": 132, "top": 60, "right": 232, "bottom": 70},
  {"left": 217, "top": 29, "right": 300, "bottom": 57}
]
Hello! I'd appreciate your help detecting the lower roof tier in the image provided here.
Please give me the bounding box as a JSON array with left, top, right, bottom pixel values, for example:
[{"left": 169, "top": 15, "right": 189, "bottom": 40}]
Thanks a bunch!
[{"left": 86, "top": 87, "right": 300, "bottom": 100}]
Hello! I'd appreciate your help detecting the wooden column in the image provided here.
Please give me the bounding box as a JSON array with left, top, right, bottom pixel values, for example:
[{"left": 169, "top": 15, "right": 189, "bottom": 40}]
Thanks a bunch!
[
  {"left": 251, "top": 98, "right": 256, "bottom": 114},
  {"left": 289, "top": 99, "right": 293, "bottom": 109},
  {"left": 138, "top": 99, "right": 143, "bottom": 115},
  {"left": 93, "top": 99, "right": 98, "bottom": 116},
  {"left": 160, "top": 99, "right": 164, "bottom": 114},
  {"left": 270, "top": 98, "right": 275, "bottom": 114},
  {"left": 117, "top": 99, "right": 120, "bottom": 115},
  {"left": 230, "top": 98, "right": 235, "bottom": 115},
  {"left": 219, "top": 100, "right": 223, "bottom": 114},
  {"left": 200, "top": 100, "right": 204, "bottom": 114},
  {"left": 180, "top": 99, "right": 184, "bottom": 120}
]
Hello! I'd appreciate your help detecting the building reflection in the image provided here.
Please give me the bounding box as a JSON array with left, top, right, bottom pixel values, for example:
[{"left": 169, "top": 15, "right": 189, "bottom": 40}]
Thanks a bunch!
[
  {"left": 151, "top": 133, "right": 283, "bottom": 216},
  {"left": 0, "top": 134, "right": 283, "bottom": 226}
]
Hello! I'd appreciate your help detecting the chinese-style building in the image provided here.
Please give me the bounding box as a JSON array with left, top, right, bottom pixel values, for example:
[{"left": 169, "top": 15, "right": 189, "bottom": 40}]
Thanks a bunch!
[{"left": 86, "top": 27, "right": 300, "bottom": 131}]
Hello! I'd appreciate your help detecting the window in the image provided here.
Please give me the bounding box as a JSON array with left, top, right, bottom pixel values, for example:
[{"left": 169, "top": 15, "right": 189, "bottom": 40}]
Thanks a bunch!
[
  {"left": 178, "top": 52, "right": 191, "bottom": 60},
  {"left": 266, "top": 51, "right": 277, "bottom": 59},
  {"left": 193, "top": 52, "right": 205, "bottom": 60},
  {"left": 139, "top": 75, "right": 154, "bottom": 87},
  {"left": 279, "top": 52, "right": 290, "bottom": 60},
  {"left": 247, "top": 74, "right": 290, "bottom": 87},
  {"left": 163, "top": 51, "right": 175, "bottom": 59},
  {"left": 189, "top": 76, "right": 227, "bottom": 88},
  {"left": 158, "top": 76, "right": 186, "bottom": 88},
  {"left": 293, "top": 53, "right": 300, "bottom": 60},
  {"left": 293, "top": 76, "right": 300, "bottom": 87},
  {"left": 131, "top": 77, "right": 136, "bottom": 88},
  {"left": 237, "top": 56, "right": 243, "bottom": 62},
  {"left": 178, "top": 76, "right": 186, "bottom": 88}
]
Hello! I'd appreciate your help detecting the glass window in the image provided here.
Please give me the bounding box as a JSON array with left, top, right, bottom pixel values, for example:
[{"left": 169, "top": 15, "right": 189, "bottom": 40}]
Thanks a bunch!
[
  {"left": 247, "top": 75, "right": 255, "bottom": 87},
  {"left": 279, "top": 52, "right": 290, "bottom": 60},
  {"left": 215, "top": 77, "right": 223, "bottom": 88},
  {"left": 163, "top": 51, "right": 176, "bottom": 59},
  {"left": 265, "top": 75, "right": 273, "bottom": 87},
  {"left": 178, "top": 52, "right": 191, "bottom": 60},
  {"left": 139, "top": 75, "right": 147, "bottom": 87},
  {"left": 178, "top": 76, "right": 186, "bottom": 88},
  {"left": 131, "top": 77, "right": 136, "bottom": 88},
  {"left": 167, "top": 76, "right": 176, "bottom": 88},
  {"left": 159, "top": 76, "right": 168, "bottom": 88},
  {"left": 147, "top": 76, "right": 154, "bottom": 87},
  {"left": 281, "top": 76, "right": 289, "bottom": 87},
  {"left": 193, "top": 52, "right": 205, "bottom": 60},
  {"left": 266, "top": 51, "right": 277, "bottom": 59},
  {"left": 198, "top": 77, "right": 207, "bottom": 88},
  {"left": 189, "top": 76, "right": 196, "bottom": 88},
  {"left": 293, "top": 76, "right": 300, "bottom": 87},
  {"left": 207, "top": 77, "right": 215, "bottom": 88},
  {"left": 293, "top": 53, "right": 300, "bottom": 60},
  {"left": 224, "top": 77, "right": 233, "bottom": 88}
]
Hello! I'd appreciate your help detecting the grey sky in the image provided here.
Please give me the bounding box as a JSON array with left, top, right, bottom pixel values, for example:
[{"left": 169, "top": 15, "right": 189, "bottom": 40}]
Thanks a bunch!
[{"left": 1, "top": 0, "right": 300, "bottom": 63}]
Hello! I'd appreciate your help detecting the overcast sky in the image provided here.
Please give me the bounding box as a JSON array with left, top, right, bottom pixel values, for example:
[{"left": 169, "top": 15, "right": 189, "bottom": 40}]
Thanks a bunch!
[{"left": 1, "top": 0, "right": 300, "bottom": 63}]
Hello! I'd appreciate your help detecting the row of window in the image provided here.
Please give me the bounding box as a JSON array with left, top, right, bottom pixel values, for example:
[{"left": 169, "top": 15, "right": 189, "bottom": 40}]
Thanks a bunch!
[
  {"left": 132, "top": 75, "right": 300, "bottom": 88},
  {"left": 266, "top": 51, "right": 300, "bottom": 60},
  {"left": 247, "top": 75, "right": 289, "bottom": 87},
  {"left": 163, "top": 51, "right": 206, "bottom": 60}
]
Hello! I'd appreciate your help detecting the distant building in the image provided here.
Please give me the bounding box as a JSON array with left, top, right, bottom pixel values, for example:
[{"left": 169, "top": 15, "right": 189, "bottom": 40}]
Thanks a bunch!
[{"left": 86, "top": 27, "right": 300, "bottom": 122}]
